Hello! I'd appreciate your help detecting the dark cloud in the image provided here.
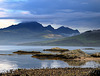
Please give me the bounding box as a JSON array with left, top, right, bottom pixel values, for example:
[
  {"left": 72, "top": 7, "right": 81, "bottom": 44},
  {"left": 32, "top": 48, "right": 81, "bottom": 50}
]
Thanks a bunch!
[{"left": 0, "top": 0, "right": 100, "bottom": 32}]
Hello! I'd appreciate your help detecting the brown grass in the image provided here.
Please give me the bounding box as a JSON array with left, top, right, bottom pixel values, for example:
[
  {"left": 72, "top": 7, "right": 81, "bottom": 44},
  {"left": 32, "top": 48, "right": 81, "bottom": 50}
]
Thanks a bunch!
[{"left": 0, "top": 68, "right": 100, "bottom": 76}]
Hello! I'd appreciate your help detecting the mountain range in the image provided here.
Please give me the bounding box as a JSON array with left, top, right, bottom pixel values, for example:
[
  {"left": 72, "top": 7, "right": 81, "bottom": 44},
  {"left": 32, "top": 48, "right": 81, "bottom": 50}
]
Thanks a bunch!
[
  {"left": 0, "top": 21, "right": 80, "bottom": 44},
  {"left": 21, "top": 29, "right": 100, "bottom": 46}
]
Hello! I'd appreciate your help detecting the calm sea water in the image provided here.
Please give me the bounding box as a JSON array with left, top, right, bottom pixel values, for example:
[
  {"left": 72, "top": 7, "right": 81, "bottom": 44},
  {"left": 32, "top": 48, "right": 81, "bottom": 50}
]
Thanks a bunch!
[{"left": 0, "top": 45, "right": 100, "bottom": 72}]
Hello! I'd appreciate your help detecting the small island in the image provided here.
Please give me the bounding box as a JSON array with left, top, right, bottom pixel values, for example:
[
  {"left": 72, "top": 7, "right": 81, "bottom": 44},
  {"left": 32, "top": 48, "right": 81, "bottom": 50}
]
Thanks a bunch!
[
  {"left": 43, "top": 47, "right": 69, "bottom": 53},
  {"left": 13, "top": 50, "right": 41, "bottom": 55}
]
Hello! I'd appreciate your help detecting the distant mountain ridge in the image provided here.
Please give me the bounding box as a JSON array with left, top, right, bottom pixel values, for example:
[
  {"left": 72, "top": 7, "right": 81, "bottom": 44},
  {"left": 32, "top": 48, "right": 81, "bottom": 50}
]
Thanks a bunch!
[
  {"left": 0, "top": 21, "right": 80, "bottom": 44},
  {"left": 1, "top": 21, "right": 79, "bottom": 34},
  {"left": 21, "top": 29, "right": 100, "bottom": 46}
]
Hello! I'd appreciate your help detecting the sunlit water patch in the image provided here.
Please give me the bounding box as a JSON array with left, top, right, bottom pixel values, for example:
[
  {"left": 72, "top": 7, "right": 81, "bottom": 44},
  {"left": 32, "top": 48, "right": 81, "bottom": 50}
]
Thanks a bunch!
[{"left": 0, "top": 60, "right": 18, "bottom": 72}]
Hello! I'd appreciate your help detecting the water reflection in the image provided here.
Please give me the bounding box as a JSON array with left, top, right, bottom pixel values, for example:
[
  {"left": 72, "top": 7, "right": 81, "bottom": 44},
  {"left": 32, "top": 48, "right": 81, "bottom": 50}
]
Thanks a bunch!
[
  {"left": 64, "top": 60, "right": 86, "bottom": 66},
  {"left": 41, "top": 61, "right": 48, "bottom": 68},
  {"left": 0, "top": 60, "right": 18, "bottom": 72},
  {"left": 32, "top": 55, "right": 86, "bottom": 66},
  {"left": 41, "top": 60, "right": 100, "bottom": 68},
  {"left": 95, "top": 61, "right": 100, "bottom": 64},
  {"left": 81, "top": 61, "right": 100, "bottom": 68},
  {"left": 32, "top": 54, "right": 100, "bottom": 68},
  {"left": 41, "top": 60, "right": 68, "bottom": 68},
  {"left": 50, "top": 61, "right": 62, "bottom": 68}
]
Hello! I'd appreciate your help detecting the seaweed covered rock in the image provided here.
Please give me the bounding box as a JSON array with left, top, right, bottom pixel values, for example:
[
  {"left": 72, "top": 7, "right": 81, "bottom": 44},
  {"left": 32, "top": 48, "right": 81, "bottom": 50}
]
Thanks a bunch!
[
  {"left": 13, "top": 50, "right": 41, "bottom": 54},
  {"left": 61, "top": 49, "right": 89, "bottom": 59},
  {"left": 32, "top": 49, "right": 90, "bottom": 60},
  {"left": 43, "top": 47, "right": 69, "bottom": 53},
  {"left": 91, "top": 52, "right": 100, "bottom": 57},
  {"left": 32, "top": 53, "right": 64, "bottom": 60},
  {"left": 12, "top": 48, "right": 91, "bottom": 60}
]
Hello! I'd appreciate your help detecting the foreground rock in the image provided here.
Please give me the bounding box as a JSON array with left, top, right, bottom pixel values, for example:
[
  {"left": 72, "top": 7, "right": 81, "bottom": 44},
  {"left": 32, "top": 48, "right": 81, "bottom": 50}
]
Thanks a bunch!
[
  {"left": 0, "top": 68, "right": 100, "bottom": 76},
  {"left": 13, "top": 50, "right": 41, "bottom": 55},
  {"left": 43, "top": 47, "right": 69, "bottom": 53}
]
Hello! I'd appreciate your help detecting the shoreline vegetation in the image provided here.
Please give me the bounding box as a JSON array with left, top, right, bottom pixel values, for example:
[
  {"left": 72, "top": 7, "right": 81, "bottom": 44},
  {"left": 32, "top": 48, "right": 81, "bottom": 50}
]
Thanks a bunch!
[{"left": 0, "top": 68, "right": 100, "bottom": 76}]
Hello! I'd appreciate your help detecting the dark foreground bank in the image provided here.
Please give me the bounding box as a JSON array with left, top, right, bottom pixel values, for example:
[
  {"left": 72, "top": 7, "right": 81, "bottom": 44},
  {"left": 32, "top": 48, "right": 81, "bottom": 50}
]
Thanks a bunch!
[{"left": 0, "top": 68, "right": 100, "bottom": 76}]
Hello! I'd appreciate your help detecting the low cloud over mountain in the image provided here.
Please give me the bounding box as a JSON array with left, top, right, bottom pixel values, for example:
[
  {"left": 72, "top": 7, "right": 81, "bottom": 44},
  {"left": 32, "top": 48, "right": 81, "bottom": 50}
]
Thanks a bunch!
[{"left": 0, "top": 21, "right": 80, "bottom": 44}]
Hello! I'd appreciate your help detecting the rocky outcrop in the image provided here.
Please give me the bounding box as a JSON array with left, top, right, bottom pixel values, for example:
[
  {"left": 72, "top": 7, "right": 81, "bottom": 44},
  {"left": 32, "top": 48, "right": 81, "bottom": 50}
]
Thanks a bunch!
[
  {"left": 32, "top": 49, "right": 90, "bottom": 60},
  {"left": 43, "top": 47, "right": 69, "bottom": 53},
  {"left": 13, "top": 50, "right": 41, "bottom": 55},
  {"left": 91, "top": 52, "right": 100, "bottom": 57}
]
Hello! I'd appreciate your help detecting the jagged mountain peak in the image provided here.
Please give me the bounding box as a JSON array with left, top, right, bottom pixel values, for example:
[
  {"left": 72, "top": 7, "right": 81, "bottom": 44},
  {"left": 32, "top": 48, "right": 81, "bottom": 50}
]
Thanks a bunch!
[
  {"left": 58, "top": 26, "right": 65, "bottom": 29},
  {"left": 3, "top": 21, "right": 44, "bottom": 30},
  {"left": 57, "top": 26, "right": 71, "bottom": 30},
  {"left": 46, "top": 25, "right": 54, "bottom": 30},
  {"left": 1, "top": 21, "right": 80, "bottom": 34},
  {"left": 18, "top": 21, "right": 41, "bottom": 25},
  {"left": 47, "top": 25, "right": 53, "bottom": 28},
  {"left": 17, "top": 21, "right": 43, "bottom": 28},
  {"left": 55, "top": 26, "right": 80, "bottom": 34}
]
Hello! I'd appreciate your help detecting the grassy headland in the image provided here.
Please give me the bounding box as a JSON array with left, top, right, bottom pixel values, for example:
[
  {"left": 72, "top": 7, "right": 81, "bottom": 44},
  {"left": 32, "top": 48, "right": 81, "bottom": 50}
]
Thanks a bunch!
[{"left": 20, "top": 30, "right": 100, "bottom": 46}]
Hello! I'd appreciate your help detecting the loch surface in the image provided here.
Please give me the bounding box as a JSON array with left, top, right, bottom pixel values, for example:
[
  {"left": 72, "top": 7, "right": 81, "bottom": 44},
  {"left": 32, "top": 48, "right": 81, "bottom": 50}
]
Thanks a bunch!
[{"left": 0, "top": 45, "right": 100, "bottom": 72}]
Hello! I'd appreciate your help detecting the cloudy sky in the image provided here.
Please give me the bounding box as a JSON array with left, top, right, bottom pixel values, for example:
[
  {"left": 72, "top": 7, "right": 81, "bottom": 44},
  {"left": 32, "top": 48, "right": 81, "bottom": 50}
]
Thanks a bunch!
[{"left": 0, "top": 0, "right": 100, "bottom": 32}]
